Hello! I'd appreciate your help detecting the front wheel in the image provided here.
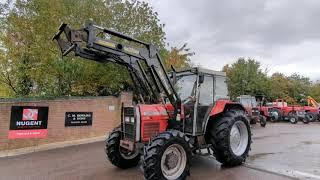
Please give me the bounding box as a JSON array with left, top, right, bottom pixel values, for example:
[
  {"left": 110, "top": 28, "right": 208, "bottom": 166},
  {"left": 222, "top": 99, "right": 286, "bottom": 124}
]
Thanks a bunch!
[
  {"left": 143, "top": 130, "right": 192, "bottom": 180},
  {"left": 259, "top": 115, "right": 267, "bottom": 127},
  {"left": 302, "top": 116, "right": 309, "bottom": 124},
  {"left": 289, "top": 116, "right": 298, "bottom": 124},
  {"left": 105, "top": 127, "right": 140, "bottom": 169},
  {"left": 209, "top": 110, "right": 251, "bottom": 166},
  {"left": 269, "top": 108, "right": 282, "bottom": 122}
]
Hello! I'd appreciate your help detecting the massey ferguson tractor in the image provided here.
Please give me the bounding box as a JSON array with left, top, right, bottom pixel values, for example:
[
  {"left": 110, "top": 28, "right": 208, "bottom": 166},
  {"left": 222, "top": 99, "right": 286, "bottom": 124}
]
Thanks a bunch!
[
  {"left": 236, "top": 95, "right": 266, "bottom": 127},
  {"left": 53, "top": 21, "right": 251, "bottom": 180}
]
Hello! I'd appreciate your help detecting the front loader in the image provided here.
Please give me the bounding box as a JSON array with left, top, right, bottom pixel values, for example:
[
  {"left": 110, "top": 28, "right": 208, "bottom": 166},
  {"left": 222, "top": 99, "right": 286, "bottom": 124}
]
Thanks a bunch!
[{"left": 53, "top": 21, "right": 251, "bottom": 180}]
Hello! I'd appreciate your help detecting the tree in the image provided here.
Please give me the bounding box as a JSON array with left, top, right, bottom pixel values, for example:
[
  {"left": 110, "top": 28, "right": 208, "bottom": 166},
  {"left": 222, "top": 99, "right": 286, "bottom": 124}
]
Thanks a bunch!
[
  {"left": 223, "top": 58, "right": 270, "bottom": 99},
  {"left": 287, "top": 73, "right": 311, "bottom": 104},
  {"left": 0, "top": 0, "right": 167, "bottom": 97},
  {"left": 269, "top": 73, "right": 289, "bottom": 101},
  {"left": 309, "top": 83, "right": 320, "bottom": 103},
  {"left": 163, "top": 43, "right": 194, "bottom": 70}
]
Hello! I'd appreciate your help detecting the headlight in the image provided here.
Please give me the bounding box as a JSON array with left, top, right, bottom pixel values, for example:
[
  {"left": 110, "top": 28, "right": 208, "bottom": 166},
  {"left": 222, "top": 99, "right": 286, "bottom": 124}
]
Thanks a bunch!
[
  {"left": 130, "top": 117, "right": 135, "bottom": 123},
  {"left": 125, "top": 116, "right": 130, "bottom": 122}
]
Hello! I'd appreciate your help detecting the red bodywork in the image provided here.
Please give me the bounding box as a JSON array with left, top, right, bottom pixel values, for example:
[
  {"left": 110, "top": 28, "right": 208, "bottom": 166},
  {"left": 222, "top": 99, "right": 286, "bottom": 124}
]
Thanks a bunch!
[
  {"left": 258, "top": 106, "right": 273, "bottom": 118},
  {"left": 209, "top": 100, "right": 241, "bottom": 116},
  {"left": 303, "top": 106, "right": 318, "bottom": 113},
  {"left": 272, "top": 99, "right": 318, "bottom": 115},
  {"left": 138, "top": 99, "right": 242, "bottom": 141},
  {"left": 138, "top": 104, "right": 169, "bottom": 142}
]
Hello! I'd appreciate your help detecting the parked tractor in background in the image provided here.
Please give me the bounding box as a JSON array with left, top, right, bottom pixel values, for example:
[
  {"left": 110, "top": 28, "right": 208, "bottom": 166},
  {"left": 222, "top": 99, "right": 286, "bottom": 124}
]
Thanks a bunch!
[
  {"left": 236, "top": 95, "right": 266, "bottom": 127},
  {"left": 255, "top": 95, "right": 281, "bottom": 122},
  {"left": 271, "top": 99, "right": 309, "bottom": 124},
  {"left": 53, "top": 22, "right": 252, "bottom": 180}
]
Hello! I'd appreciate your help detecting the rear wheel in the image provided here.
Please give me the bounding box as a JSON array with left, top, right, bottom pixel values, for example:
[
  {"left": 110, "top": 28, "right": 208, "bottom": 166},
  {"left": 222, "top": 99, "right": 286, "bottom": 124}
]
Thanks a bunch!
[
  {"left": 105, "top": 127, "right": 140, "bottom": 169},
  {"left": 143, "top": 130, "right": 192, "bottom": 180},
  {"left": 209, "top": 110, "right": 251, "bottom": 166},
  {"left": 306, "top": 112, "right": 316, "bottom": 122}
]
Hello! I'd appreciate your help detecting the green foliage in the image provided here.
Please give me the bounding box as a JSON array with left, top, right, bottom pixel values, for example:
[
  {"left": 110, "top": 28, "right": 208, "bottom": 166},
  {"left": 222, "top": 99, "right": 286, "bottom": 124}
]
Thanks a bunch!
[
  {"left": 224, "top": 58, "right": 317, "bottom": 105},
  {"left": 309, "top": 83, "right": 320, "bottom": 103},
  {"left": 0, "top": 0, "right": 167, "bottom": 97},
  {"left": 223, "top": 58, "right": 270, "bottom": 99}
]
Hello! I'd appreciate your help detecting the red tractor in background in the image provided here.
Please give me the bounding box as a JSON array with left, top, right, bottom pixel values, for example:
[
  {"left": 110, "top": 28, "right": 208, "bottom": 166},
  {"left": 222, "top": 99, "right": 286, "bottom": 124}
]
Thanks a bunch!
[
  {"left": 236, "top": 95, "right": 266, "bottom": 127},
  {"left": 271, "top": 99, "right": 309, "bottom": 124},
  {"left": 255, "top": 96, "right": 309, "bottom": 124},
  {"left": 53, "top": 22, "right": 252, "bottom": 180}
]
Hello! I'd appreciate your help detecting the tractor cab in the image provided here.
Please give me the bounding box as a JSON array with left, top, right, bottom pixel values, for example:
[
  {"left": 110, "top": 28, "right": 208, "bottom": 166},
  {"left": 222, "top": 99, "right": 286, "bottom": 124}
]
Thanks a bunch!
[{"left": 172, "top": 67, "right": 229, "bottom": 135}]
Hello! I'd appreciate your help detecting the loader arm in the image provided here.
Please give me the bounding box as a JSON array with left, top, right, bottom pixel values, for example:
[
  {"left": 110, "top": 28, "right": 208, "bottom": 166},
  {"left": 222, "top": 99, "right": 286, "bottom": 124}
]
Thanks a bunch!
[
  {"left": 307, "top": 96, "right": 319, "bottom": 108},
  {"left": 52, "top": 22, "right": 181, "bottom": 114}
]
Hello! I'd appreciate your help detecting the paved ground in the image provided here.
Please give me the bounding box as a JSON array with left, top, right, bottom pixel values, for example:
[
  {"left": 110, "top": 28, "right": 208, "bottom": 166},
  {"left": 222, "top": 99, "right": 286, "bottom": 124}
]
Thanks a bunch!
[
  {"left": 0, "top": 122, "right": 319, "bottom": 180},
  {"left": 247, "top": 122, "right": 320, "bottom": 179}
]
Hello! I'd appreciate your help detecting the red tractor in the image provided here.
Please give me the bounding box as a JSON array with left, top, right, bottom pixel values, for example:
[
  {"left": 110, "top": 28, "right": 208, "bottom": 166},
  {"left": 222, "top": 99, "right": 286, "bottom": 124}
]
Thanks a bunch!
[
  {"left": 236, "top": 95, "right": 266, "bottom": 127},
  {"left": 53, "top": 22, "right": 252, "bottom": 180},
  {"left": 255, "top": 95, "right": 280, "bottom": 122},
  {"left": 269, "top": 99, "right": 309, "bottom": 124}
]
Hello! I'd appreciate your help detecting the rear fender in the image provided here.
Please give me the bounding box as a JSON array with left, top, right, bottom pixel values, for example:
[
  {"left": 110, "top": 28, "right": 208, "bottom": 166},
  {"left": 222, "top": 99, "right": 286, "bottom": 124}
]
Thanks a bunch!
[{"left": 202, "top": 100, "right": 245, "bottom": 134}]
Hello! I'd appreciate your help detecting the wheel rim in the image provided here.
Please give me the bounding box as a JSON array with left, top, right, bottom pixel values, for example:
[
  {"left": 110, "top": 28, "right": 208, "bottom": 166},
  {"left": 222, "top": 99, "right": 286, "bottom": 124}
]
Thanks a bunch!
[
  {"left": 161, "top": 144, "right": 187, "bottom": 180},
  {"left": 290, "top": 117, "right": 296, "bottom": 123},
  {"left": 271, "top": 111, "right": 279, "bottom": 120},
  {"left": 229, "top": 121, "right": 249, "bottom": 156}
]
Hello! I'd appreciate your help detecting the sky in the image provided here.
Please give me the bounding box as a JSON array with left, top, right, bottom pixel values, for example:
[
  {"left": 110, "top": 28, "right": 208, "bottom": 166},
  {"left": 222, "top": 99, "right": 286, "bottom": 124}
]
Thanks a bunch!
[{"left": 144, "top": 0, "right": 320, "bottom": 80}]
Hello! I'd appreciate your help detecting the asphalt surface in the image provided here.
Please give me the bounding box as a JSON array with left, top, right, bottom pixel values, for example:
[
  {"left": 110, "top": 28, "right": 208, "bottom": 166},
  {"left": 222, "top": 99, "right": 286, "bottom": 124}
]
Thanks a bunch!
[
  {"left": 247, "top": 122, "right": 320, "bottom": 179},
  {"left": 0, "top": 122, "right": 319, "bottom": 180}
]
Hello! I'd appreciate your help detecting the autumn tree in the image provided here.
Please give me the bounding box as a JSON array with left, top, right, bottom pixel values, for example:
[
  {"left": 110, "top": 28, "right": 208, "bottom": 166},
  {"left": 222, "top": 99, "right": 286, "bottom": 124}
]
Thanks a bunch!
[{"left": 163, "top": 43, "right": 194, "bottom": 70}]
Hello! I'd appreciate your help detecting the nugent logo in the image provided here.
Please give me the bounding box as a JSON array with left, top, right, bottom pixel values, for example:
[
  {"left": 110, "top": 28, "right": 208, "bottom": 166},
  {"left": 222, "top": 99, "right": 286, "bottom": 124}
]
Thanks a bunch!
[
  {"left": 22, "top": 109, "right": 38, "bottom": 120},
  {"left": 16, "top": 109, "right": 42, "bottom": 127}
]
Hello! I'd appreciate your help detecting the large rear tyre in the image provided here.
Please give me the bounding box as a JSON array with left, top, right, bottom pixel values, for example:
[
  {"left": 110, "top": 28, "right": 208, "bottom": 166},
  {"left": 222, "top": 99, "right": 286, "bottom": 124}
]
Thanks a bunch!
[
  {"left": 105, "top": 127, "right": 140, "bottom": 169},
  {"left": 306, "top": 112, "right": 316, "bottom": 122},
  {"left": 209, "top": 110, "right": 251, "bottom": 166},
  {"left": 143, "top": 130, "right": 192, "bottom": 180}
]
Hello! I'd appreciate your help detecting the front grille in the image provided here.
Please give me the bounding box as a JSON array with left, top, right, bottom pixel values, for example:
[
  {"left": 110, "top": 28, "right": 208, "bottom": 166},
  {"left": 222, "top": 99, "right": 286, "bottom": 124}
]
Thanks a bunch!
[
  {"left": 122, "top": 107, "right": 135, "bottom": 140},
  {"left": 252, "top": 108, "right": 259, "bottom": 116},
  {"left": 124, "top": 123, "right": 135, "bottom": 140},
  {"left": 143, "top": 122, "right": 160, "bottom": 139}
]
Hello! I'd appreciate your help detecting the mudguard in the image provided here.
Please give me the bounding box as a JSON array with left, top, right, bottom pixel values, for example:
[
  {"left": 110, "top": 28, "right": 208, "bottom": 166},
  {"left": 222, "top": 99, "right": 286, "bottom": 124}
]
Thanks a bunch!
[{"left": 202, "top": 99, "right": 246, "bottom": 133}]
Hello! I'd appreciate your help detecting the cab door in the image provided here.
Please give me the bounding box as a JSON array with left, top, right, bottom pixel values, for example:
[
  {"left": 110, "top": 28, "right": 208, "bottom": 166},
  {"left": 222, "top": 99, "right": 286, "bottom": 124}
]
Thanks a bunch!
[{"left": 195, "top": 75, "right": 214, "bottom": 135}]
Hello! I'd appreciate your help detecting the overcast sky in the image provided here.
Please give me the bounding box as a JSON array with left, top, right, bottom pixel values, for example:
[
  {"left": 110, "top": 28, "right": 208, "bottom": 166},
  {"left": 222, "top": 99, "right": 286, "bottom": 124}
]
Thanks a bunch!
[{"left": 144, "top": 0, "right": 320, "bottom": 80}]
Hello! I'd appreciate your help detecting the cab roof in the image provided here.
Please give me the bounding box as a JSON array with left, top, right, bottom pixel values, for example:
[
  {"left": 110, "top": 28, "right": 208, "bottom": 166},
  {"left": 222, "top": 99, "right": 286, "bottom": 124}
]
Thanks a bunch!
[{"left": 175, "top": 67, "right": 226, "bottom": 77}]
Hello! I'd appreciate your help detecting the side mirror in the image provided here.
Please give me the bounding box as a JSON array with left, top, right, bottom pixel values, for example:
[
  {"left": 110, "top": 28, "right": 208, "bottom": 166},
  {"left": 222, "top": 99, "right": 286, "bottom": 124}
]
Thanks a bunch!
[{"left": 199, "top": 74, "right": 204, "bottom": 84}]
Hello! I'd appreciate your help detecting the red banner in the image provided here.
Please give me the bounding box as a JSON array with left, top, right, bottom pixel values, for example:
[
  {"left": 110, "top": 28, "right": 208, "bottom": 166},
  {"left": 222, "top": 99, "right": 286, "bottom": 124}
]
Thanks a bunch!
[{"left": 8, "top": 129, "right": 48, "bottom": 139}]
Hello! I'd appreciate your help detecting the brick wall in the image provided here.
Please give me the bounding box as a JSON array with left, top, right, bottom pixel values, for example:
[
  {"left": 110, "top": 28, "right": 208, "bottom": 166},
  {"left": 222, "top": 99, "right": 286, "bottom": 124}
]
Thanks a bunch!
[{"left": 0, "top": 92, "right": 132, "bottom": 151}]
